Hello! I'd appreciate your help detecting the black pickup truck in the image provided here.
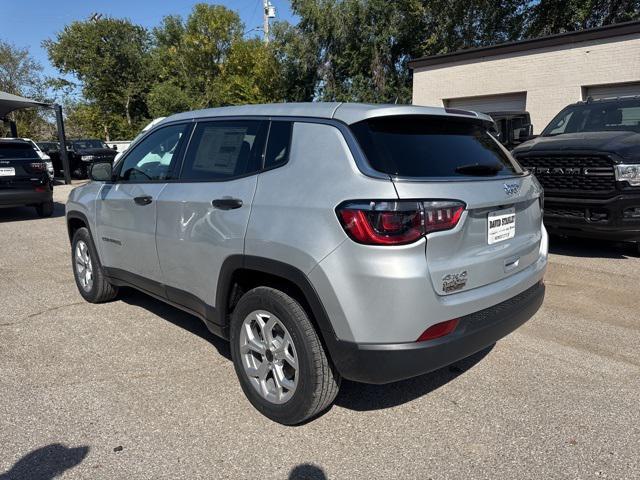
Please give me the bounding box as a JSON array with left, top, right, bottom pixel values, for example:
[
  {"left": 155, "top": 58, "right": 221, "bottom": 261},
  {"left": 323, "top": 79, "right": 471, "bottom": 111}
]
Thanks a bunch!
[
  {"left": 513, "top": 97, "right": 640, "bottom": 251},
  {"left": 49, "top": 139, "right": 117, "bottom": 179}
]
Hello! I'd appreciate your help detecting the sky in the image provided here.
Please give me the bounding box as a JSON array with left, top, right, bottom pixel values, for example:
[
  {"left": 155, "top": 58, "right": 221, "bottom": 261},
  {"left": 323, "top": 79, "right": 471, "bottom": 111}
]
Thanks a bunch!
[{"left": 2, "top": 0, "right": 296, "bottom": 79}]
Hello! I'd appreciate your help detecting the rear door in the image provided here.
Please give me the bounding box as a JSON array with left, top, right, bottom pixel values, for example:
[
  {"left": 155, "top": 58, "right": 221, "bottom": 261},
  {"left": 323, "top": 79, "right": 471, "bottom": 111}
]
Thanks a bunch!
[
  {"left": 350, "top": 115, "right": 543, "bottom": 295},
  {"left": 156, "top": 119, "right": 269, "bottom": 312},
  {"left": 95, "top": 123, "right": 190, "bottom": 292}
]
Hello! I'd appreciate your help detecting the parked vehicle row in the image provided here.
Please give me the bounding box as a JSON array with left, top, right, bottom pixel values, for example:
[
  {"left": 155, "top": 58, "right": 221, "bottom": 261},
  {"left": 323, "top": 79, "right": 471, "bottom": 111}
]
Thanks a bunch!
[
  {"left": 66, "top": 103, "right": 548, "bottom": 425},
  {"left": 46, "top": 139, "right": 118, "bottom": 179}
]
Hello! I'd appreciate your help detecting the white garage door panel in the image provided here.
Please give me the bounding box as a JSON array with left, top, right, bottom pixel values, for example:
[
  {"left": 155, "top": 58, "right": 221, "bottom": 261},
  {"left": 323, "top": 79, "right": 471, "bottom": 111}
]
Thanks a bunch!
[
  {"left": 585, "top": 82, "right": 640, "bottom": 100},
  {"left": 446, "top": 92, "right": 527, "bottom": 113}
]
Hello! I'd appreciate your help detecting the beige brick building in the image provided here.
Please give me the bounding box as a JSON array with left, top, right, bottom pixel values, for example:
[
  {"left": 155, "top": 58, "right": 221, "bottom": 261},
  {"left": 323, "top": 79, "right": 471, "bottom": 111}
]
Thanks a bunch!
[{"left": 410, "top": 21, "right": 640, "bottom": 134}]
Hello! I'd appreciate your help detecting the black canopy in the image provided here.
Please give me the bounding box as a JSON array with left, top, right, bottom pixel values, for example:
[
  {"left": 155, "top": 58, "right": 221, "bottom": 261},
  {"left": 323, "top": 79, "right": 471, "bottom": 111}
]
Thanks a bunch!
[{"left": 0, "top": 91, "right": 71, "bottom": 184}]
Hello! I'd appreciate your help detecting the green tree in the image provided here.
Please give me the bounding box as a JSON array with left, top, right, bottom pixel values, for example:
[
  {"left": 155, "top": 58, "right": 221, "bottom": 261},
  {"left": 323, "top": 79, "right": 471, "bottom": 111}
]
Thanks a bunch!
[
  {"left": 44, "top": 18, "right": 152, "bottom": 139},
  {"left": 0, "top": 40, "right": 53, "bottom": 138},
  {"left": 151, "top": 3, "right": 284, "bottom": 110},
  {"left": 526, "top": 0, "right": 640, "bottom": 37}
]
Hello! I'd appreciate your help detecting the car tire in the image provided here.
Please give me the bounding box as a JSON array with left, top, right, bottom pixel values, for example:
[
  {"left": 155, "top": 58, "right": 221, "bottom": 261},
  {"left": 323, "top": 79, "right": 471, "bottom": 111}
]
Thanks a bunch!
[
  {"left": 230, "top": 286, "right": 340, "bottom": 425},
  {"left": 71, "top": 227, "right": 118, "bottom": 303},
  {"left": 35, "top": 201, "right": 54, "bottom": 218}
]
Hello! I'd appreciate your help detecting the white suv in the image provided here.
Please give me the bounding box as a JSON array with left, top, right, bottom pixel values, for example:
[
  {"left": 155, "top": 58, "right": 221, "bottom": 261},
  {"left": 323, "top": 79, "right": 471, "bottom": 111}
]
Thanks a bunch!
[{"left": 66, "top": 103, "right": 547, "bottom": 424}]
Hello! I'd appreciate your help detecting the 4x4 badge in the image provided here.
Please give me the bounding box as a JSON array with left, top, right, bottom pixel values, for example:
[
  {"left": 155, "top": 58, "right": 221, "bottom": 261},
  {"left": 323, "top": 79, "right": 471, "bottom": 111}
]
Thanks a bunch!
[
  {"left": 504, "top": 183, "right": 520, "bottom": 196},
  {"left": 442, "top": 271, "right": 468, "bottom": 293}
]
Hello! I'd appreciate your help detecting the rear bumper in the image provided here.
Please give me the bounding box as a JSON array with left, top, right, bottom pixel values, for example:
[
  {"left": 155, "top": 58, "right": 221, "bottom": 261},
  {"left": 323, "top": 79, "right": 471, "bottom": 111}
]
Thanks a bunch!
[
  {"left": 544, "top": 194, "right": 640, "bottom": 242},
  {"left": 0, "top": 187, "right": 52, "bottom": 208},
  {"left": 331, "top": 281, "right": 545, "bottom": 384}
]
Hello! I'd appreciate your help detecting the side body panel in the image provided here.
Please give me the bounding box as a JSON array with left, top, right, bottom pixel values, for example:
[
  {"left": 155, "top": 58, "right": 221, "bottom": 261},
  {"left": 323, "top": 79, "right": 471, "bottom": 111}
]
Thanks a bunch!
[
  {"left": 245, "top": 122, "right": 398, "bottom": 275},
  {"left": 155, "top": 177, "right": 258, "bottom": 308},
  {"left": 95, "top": 182, "right": 167, "bottom": 284}
]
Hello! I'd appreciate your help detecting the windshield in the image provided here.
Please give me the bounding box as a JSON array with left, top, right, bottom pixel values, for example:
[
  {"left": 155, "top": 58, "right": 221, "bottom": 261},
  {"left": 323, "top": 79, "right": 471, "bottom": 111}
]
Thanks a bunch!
[
  {"left": 542, "top": 98, "right": 640, "bottom": 136},
  {"left": 38, "top": 142, "right": 58, "bottom": 151},
  {"left": 71, "top": 140, "right": 105, "bottom": 149},
  {"left": 350, "top": 115, "right": 524, "bottom": 178}
]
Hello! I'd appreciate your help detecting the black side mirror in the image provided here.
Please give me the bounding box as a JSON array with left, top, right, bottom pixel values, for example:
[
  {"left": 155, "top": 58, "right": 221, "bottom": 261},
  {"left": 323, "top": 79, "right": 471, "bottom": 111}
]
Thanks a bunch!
[
  {"left": 89, "top": 161, "right": 113, "bottom": 182},
  {"left": 112, "top": 145, "right": 118, "bottom": 150}
]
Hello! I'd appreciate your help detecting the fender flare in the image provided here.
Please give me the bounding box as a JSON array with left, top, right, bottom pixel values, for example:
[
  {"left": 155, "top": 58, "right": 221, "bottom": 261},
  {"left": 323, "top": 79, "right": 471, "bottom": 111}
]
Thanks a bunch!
[
  {"left": 66, "top": 210, "right": 92, "bottom": 243},
  {"left": 216, "top": 255, "right": 347, "bottom": 367}
]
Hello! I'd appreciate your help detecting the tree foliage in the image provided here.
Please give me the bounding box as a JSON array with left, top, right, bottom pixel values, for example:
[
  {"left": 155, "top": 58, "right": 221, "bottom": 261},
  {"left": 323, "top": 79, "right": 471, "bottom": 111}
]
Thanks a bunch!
[
  {"left": 2, "top": 0, "right": 634, "bottom": 140},
  {"left": 44, "top": 18, "right": 152, "bottom": 139},
  {"left": 0, "top": 40, "right": 53, "bottom": 138},
  {"left": 526, "top": 0, "right": 640, "bottom": 37}
]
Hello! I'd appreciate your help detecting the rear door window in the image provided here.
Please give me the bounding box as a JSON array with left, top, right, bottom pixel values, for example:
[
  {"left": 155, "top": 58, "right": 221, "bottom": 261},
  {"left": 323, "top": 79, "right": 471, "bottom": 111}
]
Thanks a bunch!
[
  {"left": 180, "top": 121, "right": 268, "bottom": 181},
  {"left": 350, "top": 115, "right": 524, "bottom": 178}
]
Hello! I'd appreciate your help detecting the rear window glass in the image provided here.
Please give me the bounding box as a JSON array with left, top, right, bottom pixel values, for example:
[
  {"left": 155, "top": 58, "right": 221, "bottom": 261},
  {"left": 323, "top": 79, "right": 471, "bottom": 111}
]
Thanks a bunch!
[
  {"left": 350, "top": 116, "right": 523, "bottom": 178},
  {"left": 0, "top": 142, "right": 39, "bottom": 159}
]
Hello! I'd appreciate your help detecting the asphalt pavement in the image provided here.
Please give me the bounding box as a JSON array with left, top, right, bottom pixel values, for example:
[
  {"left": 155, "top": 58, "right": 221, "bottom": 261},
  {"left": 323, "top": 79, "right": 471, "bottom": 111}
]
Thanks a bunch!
[{"left": 1, "top": 183, "right": 639, "bottom": 479}]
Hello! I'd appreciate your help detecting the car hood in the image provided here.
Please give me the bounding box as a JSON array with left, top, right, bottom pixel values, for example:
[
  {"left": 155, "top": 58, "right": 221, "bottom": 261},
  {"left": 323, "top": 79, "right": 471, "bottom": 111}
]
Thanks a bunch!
[{"left": 513, "top": 131, "right": 640, "bottom": 162}]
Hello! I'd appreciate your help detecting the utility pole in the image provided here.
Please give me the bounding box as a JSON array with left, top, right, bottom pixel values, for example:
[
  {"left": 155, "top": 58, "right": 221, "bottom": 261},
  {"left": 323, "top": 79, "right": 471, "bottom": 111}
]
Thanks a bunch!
[{"left": 263, "top": 0, "right": 276, "bottom": 43}]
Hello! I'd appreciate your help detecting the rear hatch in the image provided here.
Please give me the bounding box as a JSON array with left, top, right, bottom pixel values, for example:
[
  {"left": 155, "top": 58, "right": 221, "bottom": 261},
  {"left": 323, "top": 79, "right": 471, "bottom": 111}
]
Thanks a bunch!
[
  {"left": 0, "top": 141, "right": 48, "bottom": 187},
  {"left": 350, "top": 115, "right": 543, "bottom": 295}
]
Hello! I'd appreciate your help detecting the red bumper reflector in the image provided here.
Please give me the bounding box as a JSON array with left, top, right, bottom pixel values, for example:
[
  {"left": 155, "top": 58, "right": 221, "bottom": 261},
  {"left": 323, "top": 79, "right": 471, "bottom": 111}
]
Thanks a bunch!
[
  {"left": 416, "top": 319, "right": 459, "bottom": 342},
  {"left": 35, "top": 186, "right": 47, "bottom": 193}
]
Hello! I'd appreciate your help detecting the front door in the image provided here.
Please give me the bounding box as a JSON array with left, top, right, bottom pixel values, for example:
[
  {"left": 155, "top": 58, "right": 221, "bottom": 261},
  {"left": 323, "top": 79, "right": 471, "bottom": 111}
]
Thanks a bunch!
[{"left": 96, "top": 123, "right": 190, "bottom": 293}]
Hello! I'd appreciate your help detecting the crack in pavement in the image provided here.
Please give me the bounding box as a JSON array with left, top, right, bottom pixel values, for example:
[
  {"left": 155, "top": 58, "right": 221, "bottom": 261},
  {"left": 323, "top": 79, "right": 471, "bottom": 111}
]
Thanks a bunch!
[{"left": 0, "top": 302, "right": 86, "bottom": 326}]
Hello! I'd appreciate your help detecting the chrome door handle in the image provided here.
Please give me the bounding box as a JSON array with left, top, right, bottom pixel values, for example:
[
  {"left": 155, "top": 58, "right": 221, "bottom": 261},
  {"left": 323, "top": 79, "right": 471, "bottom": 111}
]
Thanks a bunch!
[{"left": 212, "top": 198, "right": 243, "bottom": 210}]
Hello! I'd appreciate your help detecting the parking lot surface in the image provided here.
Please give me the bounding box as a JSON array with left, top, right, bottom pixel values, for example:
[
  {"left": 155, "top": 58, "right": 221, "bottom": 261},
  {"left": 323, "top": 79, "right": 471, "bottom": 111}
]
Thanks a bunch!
[{"left": 1, "top": 184, "right": 639, "bottom": 480}]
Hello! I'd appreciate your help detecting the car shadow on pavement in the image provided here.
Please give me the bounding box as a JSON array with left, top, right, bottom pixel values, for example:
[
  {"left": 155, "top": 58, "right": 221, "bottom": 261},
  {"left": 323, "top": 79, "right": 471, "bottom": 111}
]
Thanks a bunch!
[
  {"left": 120, "top": 289, "right": 231, "bottom": 360},
  {"left": 120, "top": 289, "right": 494, "bottom": 413},
  {"left": 0, "top": 443, "right": 89, "bottom": 480},
  {"left": 548, "top": 235, "right": 637, "bottom": 259},
  {"left": 335, "top": 344, "right": 494, "bottom": 412},
  {"left": 0, "top": 202, "right": 65, "bottom": 223}
]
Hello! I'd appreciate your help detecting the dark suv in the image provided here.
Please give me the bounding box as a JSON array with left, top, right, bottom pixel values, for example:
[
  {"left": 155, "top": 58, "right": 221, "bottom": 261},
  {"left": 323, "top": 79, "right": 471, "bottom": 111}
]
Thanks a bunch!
[
  {"left": 50, "top": 139, "right": 117, "bottom": 179},
  {"left": 513, "top": 97, "right": 640, "bottom": 251},
  {"left": 0, "top": 139, "right": 54, "bottom": 217}
]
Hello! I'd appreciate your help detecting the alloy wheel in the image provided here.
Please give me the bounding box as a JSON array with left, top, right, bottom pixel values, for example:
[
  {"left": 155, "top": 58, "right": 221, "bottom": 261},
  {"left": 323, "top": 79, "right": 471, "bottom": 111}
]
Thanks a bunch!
[
  {"left": 239, "top": 310, "right": 299, "bottom": 404},
  {"left": 74, "top": 240, "right": 94, "bottom": 292}
]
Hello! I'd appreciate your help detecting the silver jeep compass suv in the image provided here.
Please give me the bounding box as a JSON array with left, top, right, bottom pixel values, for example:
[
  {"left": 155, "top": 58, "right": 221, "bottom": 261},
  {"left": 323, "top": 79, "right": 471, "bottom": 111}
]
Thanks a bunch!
[{"left": 66, "top": 103, "right": 547, "bottom": 425}]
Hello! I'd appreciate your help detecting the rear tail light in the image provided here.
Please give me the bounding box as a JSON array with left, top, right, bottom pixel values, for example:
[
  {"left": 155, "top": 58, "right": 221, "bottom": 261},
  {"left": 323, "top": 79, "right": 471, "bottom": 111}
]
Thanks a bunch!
[
  {"left": 25, "top": 162, "right": 47, "bottom": 173},
  {"left": 416, "top": 318, "right": 459, "bottom": 342},
  {"left": 337, "top": 200, "right": 465, "bottom": 245}
]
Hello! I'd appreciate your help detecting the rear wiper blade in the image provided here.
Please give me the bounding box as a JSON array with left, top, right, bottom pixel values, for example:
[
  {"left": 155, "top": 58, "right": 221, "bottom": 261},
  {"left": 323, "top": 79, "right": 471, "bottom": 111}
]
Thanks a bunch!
[{"left": 455, "top": 163, "right": 503, "bottom": 175}]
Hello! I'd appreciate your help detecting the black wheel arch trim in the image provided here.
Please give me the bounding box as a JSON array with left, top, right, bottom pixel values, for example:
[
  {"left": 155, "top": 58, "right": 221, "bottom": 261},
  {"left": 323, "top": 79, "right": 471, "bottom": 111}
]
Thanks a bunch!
[
  {"left": 217, "top": 255, "right": 339, "bottom": 338},
  {"left": 216, "top": 255, "right": 350, "bottom": 370},
  {"left": 66, "top": 210, "right": 92, "bottom": 242}
]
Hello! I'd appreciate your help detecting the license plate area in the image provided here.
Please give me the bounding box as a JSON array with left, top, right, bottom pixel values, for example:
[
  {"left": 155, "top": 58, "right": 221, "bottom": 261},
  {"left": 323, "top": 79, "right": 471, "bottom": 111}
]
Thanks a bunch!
[
  {"left": 0, "top": 167, "right": 15, "bottom": 177},
  {"left": 488, "top": 207, "right": 516, "bottom": 245}
]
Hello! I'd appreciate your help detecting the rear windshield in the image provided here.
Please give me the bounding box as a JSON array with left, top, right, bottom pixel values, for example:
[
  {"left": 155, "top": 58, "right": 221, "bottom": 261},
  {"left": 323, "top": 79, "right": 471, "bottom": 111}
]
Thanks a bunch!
[
  {"left": 542, "top": 98, "right": 640, "bottom": 136},
  {"left": 350, "top": 116, "right": 524, "bottom": 178},
  {"left": 0, "top": 142, "right": 39, "bottom": 159}
]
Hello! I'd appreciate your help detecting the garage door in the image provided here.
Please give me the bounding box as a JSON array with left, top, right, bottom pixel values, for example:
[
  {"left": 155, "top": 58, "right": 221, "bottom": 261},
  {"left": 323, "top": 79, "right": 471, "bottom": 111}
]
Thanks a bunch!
[
  {"left": 445, "top": 92, "right": 527, "bottom": 113},
  {"left": 584, "top": 82, "right": 640, "bottom": 100}
]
